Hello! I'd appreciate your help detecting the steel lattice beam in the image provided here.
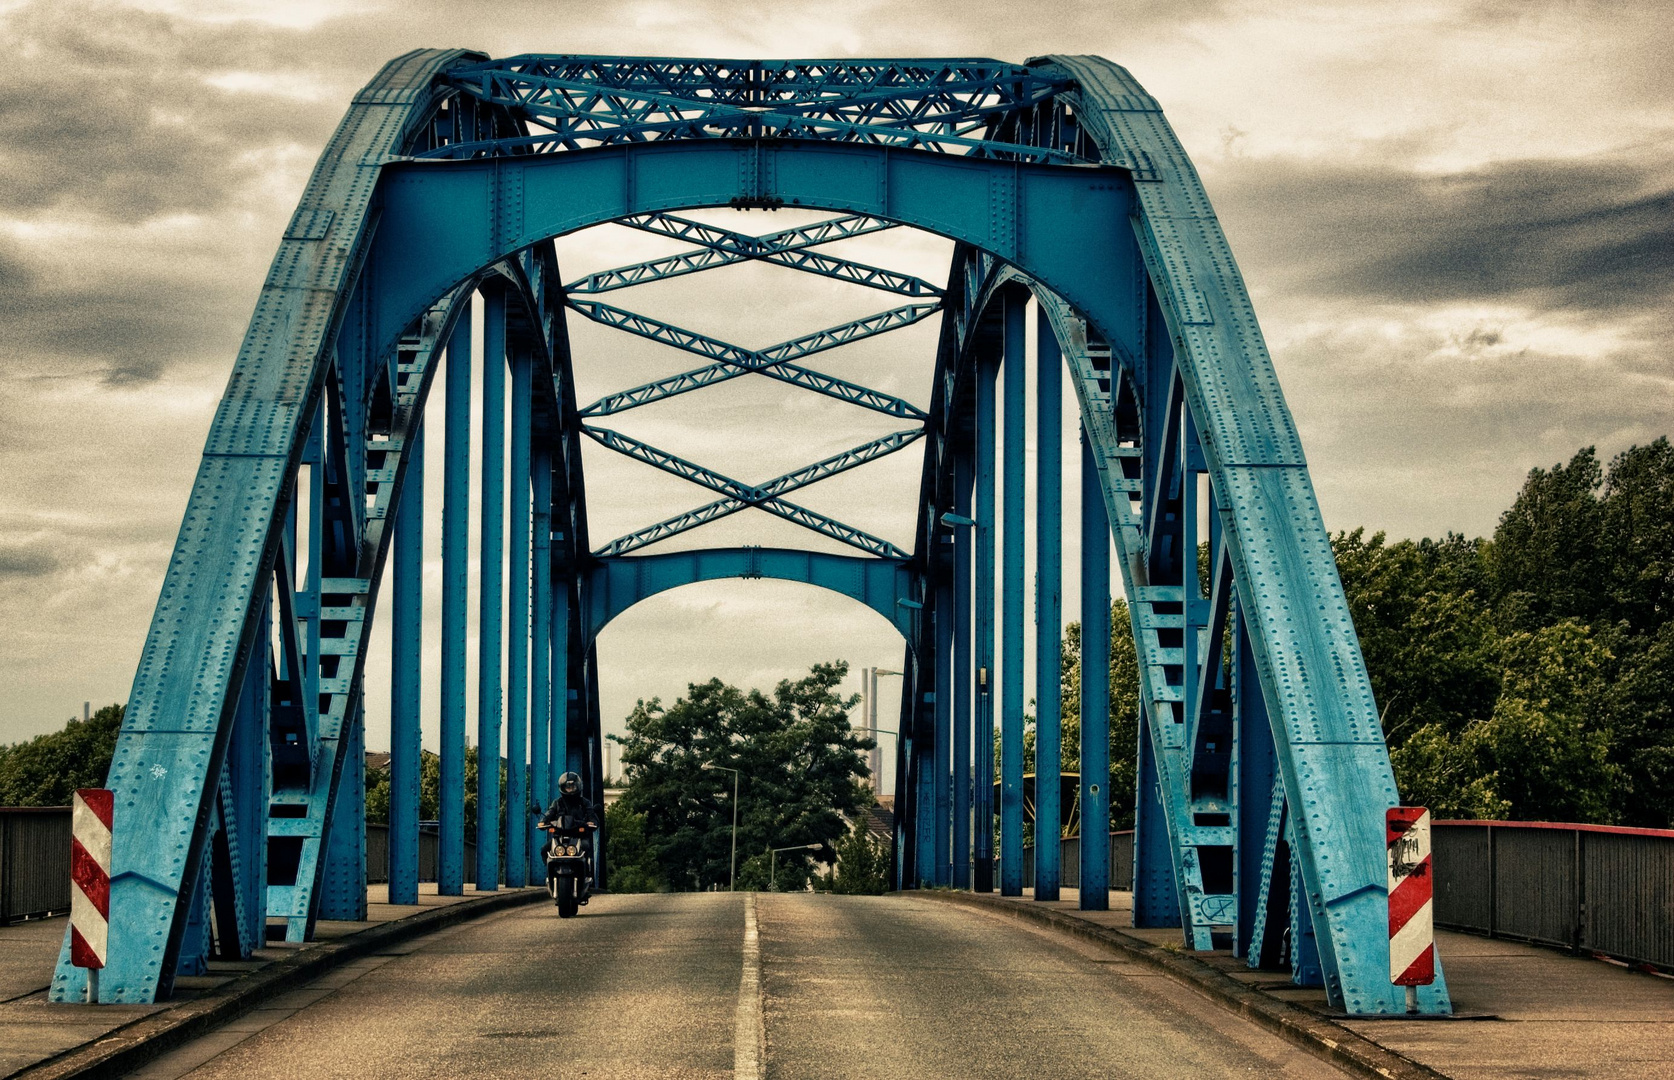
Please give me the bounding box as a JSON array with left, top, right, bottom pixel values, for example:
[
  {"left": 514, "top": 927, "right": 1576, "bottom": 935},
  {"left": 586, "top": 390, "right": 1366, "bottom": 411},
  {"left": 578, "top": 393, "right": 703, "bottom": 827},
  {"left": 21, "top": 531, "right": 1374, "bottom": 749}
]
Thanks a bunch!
[
  {"left": 584, "top": 424, "right": 919, "bottom": 557},
  {"left": 574, "top": 299, "right": 934, "bottom": 418},
  {"left": 567, "top": 213, "right": 939, "bottom": 297}
]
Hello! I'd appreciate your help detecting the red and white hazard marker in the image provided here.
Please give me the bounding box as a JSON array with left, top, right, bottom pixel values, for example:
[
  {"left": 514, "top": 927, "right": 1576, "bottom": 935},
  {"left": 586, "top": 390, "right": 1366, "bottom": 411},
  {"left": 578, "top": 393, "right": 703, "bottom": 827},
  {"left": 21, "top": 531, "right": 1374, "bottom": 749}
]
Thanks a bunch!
[
  {"left": 69, "top": 789, "right": 113, "bottom": 984},
  {"left": 1387, "top": 806, "right": 1434, "bottom": 998}
]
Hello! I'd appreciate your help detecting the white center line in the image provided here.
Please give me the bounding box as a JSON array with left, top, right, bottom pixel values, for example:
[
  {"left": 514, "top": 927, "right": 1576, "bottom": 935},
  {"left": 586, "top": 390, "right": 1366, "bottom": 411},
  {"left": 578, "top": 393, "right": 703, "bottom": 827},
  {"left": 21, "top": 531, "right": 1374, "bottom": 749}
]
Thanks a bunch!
[{"left": 735, "top": 892, "right": 765, "bottom": 1080}]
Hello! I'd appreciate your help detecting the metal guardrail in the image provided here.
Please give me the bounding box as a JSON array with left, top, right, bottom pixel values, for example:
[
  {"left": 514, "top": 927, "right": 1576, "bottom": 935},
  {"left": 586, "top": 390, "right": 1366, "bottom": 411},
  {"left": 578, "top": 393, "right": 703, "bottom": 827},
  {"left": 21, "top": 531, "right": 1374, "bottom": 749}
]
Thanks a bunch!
[
  {"left": 1, "top": 807, "right": 73, "bottom": 922},
  {"left": 1016, "top": 830, "right": 1136, "bottom": 892},
  {"left": 1432, "top": 819, "right": 1674, "bottom": 971},
  {"left": 364, "top": 824, "right": 479, "bottom": 885}
]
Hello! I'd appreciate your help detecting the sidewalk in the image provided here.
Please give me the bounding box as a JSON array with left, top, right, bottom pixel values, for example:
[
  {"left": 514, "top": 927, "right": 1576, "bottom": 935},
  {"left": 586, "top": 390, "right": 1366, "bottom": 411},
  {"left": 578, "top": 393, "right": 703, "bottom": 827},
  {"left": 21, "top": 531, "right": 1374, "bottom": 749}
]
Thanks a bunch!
[
  {"left": 0, "top": 884, "right": 536, "bottom": 1079},
  {"left": 958, "top": 889, "right": 1674, "bottom": 1080}
]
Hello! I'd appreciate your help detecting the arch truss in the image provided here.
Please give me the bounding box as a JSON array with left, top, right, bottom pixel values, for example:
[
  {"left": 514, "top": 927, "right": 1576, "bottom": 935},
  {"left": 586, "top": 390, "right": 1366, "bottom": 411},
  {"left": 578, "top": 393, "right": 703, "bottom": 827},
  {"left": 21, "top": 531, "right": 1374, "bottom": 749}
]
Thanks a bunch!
[{"left": 54, "top": 51, "right": 1450, "bottom": 1016}]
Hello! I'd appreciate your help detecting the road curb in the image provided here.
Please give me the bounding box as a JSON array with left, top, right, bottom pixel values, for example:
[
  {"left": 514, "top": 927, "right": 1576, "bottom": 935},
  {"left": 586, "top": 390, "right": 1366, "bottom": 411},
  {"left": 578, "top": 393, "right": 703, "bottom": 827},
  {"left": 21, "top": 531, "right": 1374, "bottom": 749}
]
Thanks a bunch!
[
  {"left": 8, "top": 888, "right": 547, "bottom": 1080},
  {"left": 915, "top": 891, "right": 1455, "bottom": 1080}
]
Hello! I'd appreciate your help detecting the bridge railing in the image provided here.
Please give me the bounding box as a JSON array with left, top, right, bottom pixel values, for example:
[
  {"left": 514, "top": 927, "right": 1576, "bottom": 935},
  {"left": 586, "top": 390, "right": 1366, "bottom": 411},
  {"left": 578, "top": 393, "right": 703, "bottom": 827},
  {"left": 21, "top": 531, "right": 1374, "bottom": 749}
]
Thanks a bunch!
[
  {"left": 362, "top": 824, "right": 478, "bottom": 886},
  {"left": 1, "top": 807, "right": 72, "bottom": 923},
  {"left": 1431, "top": 820, "right": 1674, "bottom": 971}
]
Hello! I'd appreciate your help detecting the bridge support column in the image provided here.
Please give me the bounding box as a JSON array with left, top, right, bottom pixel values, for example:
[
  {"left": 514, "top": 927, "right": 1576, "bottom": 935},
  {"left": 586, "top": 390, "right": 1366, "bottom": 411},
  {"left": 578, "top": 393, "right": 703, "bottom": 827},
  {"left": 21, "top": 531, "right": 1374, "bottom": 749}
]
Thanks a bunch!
[
  {"left": 476, "top": 287, "right": 506, "bottom": 892},
  {"left": 953, "top": 452, "right": 973, "bottom": 890},
  {"left": 439, "top": 296, "right": 472, "bottom": 896},
  {"left": 973, "top": 348, "right": 997, "bottom": 893},
  {"left": 999, "top": 289, "right": 1026, "bottom": 897},
  {"left": 934, "top": 551, "right": 953, "bottom": 887},
  {"left": 504, "top": 348, "right": 532, "bottom": 888},
  {"left": 528, "top": 446, "right": 553, "bottom": 882},
  {"left": 390, "top": 422, "right": 423, "bottom": 904},
  {"left": 1034, "top": 307, "right": 1063, "bottom": 902},
  {"left": 1080, "top": 429, "right": 1111, "bottom": 910},
  {"left": 1133, "top": 716, "right": 1181, "bottom": 926}
]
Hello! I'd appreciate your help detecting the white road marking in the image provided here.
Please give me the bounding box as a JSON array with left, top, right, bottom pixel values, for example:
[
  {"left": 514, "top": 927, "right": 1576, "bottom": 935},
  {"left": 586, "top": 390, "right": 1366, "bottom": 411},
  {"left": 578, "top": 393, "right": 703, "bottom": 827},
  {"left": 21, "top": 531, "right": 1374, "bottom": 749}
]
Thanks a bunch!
[{"left": 735, "top": 892, "right": 765, "bottom": 1080}]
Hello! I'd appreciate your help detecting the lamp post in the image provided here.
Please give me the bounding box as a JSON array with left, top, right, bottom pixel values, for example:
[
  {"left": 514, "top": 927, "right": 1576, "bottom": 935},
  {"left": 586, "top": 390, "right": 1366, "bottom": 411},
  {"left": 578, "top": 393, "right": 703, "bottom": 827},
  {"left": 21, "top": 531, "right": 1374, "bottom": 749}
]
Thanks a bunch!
[
  {"left": 770, "top": 843, "right": 819, "bottom": 890},
  {"left": 701, "top": 762, "right": 740, "bottom": 892}
]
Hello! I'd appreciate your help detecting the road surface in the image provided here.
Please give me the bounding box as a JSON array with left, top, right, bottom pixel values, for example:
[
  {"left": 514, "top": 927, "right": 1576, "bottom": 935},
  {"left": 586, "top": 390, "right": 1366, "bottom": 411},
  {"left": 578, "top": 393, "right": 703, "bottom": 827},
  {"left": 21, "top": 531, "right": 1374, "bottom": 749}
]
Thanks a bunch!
[{"left": 125, "top": 891, "right": 1349, "bottom": 1079}]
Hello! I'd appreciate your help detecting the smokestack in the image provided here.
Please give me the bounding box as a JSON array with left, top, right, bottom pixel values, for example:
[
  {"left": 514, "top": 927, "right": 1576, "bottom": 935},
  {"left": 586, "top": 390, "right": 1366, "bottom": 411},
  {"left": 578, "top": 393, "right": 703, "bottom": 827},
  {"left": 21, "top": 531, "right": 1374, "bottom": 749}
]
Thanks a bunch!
[{"left": 83, "top": 701, "right": 90, "bottom": 723}]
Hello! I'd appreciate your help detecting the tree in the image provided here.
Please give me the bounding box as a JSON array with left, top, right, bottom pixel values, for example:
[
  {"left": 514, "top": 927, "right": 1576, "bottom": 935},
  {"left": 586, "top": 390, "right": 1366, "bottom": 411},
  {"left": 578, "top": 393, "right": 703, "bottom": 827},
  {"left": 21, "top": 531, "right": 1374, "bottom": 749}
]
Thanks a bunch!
[
  {"left": 1490, "top": 447, "right": 1609, "bottom": 630},
  {"left": 0, "top": 705, "right": 123, "bottom": 805},
  {"left": 603, "top": 798, "right": 665, "bottom": 893},
  {"left": 1056, "top": 601, "right": 1142, "bottom": 830},
  {"left": 615, "top": 661, "right": 872, "bottom": 891},
  {"left": 827, "top": 818, "right": 891, "bottom": 894}
]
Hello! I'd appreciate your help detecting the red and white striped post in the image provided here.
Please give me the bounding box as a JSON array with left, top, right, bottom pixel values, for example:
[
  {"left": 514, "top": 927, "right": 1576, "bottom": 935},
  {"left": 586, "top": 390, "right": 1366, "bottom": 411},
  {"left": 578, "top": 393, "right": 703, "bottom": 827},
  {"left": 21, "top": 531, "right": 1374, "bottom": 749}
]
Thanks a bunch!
[
  {"left": 69, "top": 789, "right": 113, "bottom": 1004},
  {"left": 1387, "top": 806, "right": 1434, "bottom": 1012}
]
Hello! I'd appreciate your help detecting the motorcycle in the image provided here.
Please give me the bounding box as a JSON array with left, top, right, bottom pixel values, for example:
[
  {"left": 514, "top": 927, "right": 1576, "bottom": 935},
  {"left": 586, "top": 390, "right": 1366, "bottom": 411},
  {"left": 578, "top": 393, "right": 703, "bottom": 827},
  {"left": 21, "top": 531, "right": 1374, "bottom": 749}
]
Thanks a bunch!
[{"left": 542, "top": 814, "right": 595, "bottom": 918}]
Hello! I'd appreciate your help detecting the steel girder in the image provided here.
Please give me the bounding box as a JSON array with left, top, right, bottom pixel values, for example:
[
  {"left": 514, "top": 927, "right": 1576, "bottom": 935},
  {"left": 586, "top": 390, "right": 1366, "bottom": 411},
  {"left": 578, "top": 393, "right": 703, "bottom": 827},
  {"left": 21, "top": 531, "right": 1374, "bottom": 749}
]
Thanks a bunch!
[{"left": 61, "top": 50, "right": 1446, "bottom": 1018}]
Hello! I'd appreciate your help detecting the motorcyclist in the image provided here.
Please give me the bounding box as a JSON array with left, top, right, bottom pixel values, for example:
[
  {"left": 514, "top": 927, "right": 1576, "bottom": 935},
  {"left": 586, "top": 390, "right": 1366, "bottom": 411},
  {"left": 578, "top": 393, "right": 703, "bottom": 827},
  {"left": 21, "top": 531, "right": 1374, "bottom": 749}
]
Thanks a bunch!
[{"left": 539, "top": 772, "right": 599, "bottom": 903}]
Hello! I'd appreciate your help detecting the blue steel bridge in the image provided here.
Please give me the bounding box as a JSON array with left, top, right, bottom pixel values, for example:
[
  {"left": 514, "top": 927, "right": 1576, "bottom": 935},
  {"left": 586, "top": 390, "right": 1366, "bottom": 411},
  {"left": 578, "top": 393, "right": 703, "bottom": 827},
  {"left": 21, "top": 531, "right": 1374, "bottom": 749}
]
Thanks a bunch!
[{"left": 51, "top": 50, "right": 1451, "bottom": 1019}]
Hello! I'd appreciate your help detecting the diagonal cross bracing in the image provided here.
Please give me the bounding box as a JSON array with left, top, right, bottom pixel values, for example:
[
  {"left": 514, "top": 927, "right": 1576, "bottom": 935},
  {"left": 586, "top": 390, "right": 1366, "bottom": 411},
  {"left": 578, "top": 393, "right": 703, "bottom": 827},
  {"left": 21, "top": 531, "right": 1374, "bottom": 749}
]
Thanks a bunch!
[
  {"left": 573, "top": 299, "right": 934, "bottom": 418},
  {"left": 584, "top": 424, "right": 920, "bottom": 558},
  {"left": 432, "top": 64, "right": 1079, "bottom": 162},
  {"left": 566, "top": 212, "right": 941, "bottom": 298}
]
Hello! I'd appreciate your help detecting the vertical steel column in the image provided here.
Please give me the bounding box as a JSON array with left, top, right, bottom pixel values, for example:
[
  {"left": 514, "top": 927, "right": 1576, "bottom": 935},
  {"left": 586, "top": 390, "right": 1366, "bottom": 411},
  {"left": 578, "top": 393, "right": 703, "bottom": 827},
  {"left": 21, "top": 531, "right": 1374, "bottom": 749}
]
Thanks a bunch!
[
  {"left": 476, "top": 289, "right": 506, "bottom": 892},
  {"left": 1233, "top": 605, "right": 1276, "bottom": 956},
  {"left": 1133, "top": 719, "right": 1181, "bottom": 926},
  {"left": 552, "top": 566, "right": 571, "bottom": 795},
  {"left": 320, "top": 696, "right": 367, "bottom": 920},
  {"left": 973, "top": 349, "right": 997, "bottom": 893},
  {"left": 1034, "top": 308, "right": 1063, "bottom": 902},
  {"left": 528, "top": 446, "right": 553, "bottom": 882},
  {"left": 389, "top": 421, "right": 423, "bottom": 904},
  {"left": 1000, "top": 290, "right": 1027, "bottom": 897},
  {"left": 1080, "top": 430, "right": 1111, "bottom": 910},
  {"left": 504, "top": 349, "right": 532, "bottom": 888},
  {"left": 952, "top": 452, "right": 973, "bottom": 889},
  {"left": 438, "top": 297, "right": 472, "bottom": 896},
  {"left": 933, "top": 556, "right": 953, "bottom": 886}
]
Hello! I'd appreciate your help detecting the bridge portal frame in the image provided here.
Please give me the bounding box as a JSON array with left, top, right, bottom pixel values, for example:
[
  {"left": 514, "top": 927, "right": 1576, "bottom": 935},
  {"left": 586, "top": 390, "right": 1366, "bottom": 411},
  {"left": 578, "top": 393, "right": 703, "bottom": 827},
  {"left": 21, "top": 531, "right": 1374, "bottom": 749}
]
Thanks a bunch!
[{"left": 52, "top": 49, "right": 1449, "bottom": 1017}]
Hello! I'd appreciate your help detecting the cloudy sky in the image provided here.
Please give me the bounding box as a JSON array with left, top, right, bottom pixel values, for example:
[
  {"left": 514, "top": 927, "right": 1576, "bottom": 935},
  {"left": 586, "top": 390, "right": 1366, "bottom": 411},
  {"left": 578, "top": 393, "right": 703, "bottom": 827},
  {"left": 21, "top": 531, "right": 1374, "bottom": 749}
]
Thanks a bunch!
[{"left": 1, "top": 1, "right": 1669, "bottom": 772}]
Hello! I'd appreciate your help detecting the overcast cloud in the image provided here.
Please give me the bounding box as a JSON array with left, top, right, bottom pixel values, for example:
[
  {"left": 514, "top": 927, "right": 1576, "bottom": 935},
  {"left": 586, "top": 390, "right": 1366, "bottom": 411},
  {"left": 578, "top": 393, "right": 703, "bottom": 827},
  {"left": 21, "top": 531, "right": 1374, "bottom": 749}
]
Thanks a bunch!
[{"left": 1, "top": 0, "right": 1669, "bottom": 762}]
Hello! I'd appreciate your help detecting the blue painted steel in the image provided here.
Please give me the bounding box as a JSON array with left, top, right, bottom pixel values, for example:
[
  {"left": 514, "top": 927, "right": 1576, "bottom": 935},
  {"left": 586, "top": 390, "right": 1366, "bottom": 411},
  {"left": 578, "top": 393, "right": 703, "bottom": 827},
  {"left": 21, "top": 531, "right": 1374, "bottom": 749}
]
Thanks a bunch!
[
  {"left": 972, "top": 348, "right": 997, "bottom": 893},
  {"left": 575, "top": 300, "right": 933, "bottom": 419},
  {"left": 933, "top": 556, "right": 953, "bottom": 887},
  {"left": 320, "top": 697, "right": 367, "bottom": 920},
  {"left": 1080, "top": 430, "right": 1111, "bottom": 911},
  {"left": 568, "top": 213, "right": 937, "bottom": 298},
  {"left": 505, "top": 351, "right": 531, "bottom": 888},
  {"left": 440, "top": 299, "right": 472, "bottom": 897},
  {"left": 585, "top": 548, "right": 916, "bottom": 643},
  {"left": 477, "top": 288, "right": 506, "bottom": 892},
  {"left": 71, "top": 51, "right": 1450, "bottom": 1013},
  {"left": 952, "top": 453, "right": 973, "bottom": 890},
  {"left": 528, "top": 446, "right": 553, "bottom": 882},
  {"left": 999, "top": 290, "right": 1026, "bottom": 898},
  {"left": 1034, "top": 310, "right": 1063, "bottom": 903},
  {"left": 1234, "top": 605, "right": 1275, "bottom": 957},
  {"left": 390, "top": 422, "right": 423, "bottom": 905}
]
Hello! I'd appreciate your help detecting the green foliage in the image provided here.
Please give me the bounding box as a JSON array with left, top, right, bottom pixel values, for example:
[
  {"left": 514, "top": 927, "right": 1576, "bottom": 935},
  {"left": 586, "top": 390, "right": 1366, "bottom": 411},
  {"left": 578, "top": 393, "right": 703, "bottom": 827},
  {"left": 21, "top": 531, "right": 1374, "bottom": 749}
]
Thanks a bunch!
[
  {"left": 0, "top": 705, "right": 124, "bottom": 805},
  {"left": 364, "top": 746, "right": 501, "bottom": 842},
  {"left": 1336, "top": 439, "right": 1674, "bottom": 827},
  {"left": 614, "top": 661, "right": 872, "bottom": 891},
  {"left": 828, "top": 818, "right": 891, "bottom": 895},
  {"left": 603, "top": 798, "right": 665, "bottom": 893}
]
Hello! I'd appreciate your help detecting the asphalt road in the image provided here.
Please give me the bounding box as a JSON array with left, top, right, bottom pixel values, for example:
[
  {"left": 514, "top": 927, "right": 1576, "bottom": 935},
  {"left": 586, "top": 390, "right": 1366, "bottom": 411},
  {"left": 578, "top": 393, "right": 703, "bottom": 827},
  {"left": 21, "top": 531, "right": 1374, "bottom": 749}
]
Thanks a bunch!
[{"left": 125, "top": 892, "right": 1350, "bottom": 1079}]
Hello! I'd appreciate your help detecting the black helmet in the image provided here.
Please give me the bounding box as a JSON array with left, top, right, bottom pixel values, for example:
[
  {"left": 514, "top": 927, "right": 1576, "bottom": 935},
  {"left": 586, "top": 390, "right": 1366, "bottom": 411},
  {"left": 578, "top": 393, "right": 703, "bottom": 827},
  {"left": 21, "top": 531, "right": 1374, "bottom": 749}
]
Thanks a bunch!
[{"left": 558, "top": 772, "right": 581, "bottom": 795}]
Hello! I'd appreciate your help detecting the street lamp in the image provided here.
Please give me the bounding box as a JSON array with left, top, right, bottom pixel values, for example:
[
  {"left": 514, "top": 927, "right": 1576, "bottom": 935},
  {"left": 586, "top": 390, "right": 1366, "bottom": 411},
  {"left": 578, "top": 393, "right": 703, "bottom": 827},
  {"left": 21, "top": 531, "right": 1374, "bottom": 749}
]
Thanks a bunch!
[
  {"left": 866, "top": 668, "right": 905, "bottom": 790},
  {"left": 770, "top": 843, "right": 819, "bottom": 890},
  {"left": 701, "top": 762, "right": 740, "bottom": 892}
]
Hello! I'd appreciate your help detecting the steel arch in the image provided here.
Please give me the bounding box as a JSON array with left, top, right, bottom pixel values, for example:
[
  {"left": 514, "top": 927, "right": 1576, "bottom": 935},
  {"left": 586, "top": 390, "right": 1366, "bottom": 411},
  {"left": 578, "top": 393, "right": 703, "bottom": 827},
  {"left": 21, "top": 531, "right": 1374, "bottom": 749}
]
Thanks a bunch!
[{"left": 56, "top": 50, "right": 1448, "bottom": 1017}]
